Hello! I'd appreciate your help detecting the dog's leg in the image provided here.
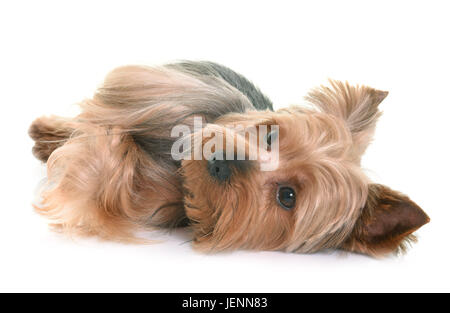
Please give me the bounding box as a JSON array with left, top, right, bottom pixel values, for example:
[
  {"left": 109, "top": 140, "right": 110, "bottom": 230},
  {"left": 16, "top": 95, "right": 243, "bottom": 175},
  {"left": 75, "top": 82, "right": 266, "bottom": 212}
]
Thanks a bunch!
[
  {"left": 28, "top": 116, "right": 74, "bottom": 162},
  {"left": 33, "top": 64, "right": 256, "bottom": 241}
]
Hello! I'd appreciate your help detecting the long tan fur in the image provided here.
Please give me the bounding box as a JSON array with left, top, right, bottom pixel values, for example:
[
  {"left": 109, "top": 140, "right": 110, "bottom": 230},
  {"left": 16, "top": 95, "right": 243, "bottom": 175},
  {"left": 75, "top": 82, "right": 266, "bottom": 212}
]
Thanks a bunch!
[{"left": 29, "top": 63, "right": 429, "bottom": 256}]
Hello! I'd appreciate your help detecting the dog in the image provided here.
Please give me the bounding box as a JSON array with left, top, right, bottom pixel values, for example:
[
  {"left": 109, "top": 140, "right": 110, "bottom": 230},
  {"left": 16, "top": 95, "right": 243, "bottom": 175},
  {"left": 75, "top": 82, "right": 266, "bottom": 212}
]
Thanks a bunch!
[{"left": 29, "top": 61, "right": 429, "bottom": 256}]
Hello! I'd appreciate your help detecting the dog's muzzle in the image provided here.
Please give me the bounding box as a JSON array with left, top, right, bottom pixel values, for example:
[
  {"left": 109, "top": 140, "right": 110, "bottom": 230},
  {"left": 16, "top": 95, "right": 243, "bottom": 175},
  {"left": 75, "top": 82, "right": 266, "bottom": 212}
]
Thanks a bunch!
[
  {"left": 207, "top": 151, "right": 231, "bottom": 182},
  {"left": 207, "top": 151, "right": 254, "bottom": 182}
]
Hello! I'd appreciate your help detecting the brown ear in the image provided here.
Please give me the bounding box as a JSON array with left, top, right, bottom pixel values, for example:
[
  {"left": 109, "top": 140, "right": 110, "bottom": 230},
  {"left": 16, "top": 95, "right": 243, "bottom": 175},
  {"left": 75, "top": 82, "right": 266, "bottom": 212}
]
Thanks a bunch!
[
  {"left": 341, "top": 184, "right": 430, "bottom": 257},
  {"left": 305, "top": 80, "right": 388, "bottom": 162}
]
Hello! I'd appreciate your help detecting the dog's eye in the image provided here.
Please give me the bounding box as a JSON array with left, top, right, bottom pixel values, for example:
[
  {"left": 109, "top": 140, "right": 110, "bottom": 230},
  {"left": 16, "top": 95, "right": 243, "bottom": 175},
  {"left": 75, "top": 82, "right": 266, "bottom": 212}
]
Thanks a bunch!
[
  {"left": 277, "top": 186, "right": 296, "bottom": 210},
  {"left": 265, "top": 129, "right": 278, "bottom": 147}
]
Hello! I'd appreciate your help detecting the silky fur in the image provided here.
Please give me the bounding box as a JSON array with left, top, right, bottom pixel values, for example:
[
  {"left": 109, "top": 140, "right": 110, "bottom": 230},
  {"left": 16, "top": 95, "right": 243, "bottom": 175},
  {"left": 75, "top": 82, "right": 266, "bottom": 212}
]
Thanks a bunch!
[
  {"left": 29, "top": 62, "right": 429, "bottom": 256},
  {"left": 183, "top": 109, "right": 369, "bottom": 253}
]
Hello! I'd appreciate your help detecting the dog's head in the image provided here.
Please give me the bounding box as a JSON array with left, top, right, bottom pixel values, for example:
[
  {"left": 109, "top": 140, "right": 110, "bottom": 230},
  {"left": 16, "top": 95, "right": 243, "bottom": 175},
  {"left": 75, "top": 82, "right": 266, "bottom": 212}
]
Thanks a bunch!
[{"left": 181, "top": 80, "right": 429, "bottom": 256}]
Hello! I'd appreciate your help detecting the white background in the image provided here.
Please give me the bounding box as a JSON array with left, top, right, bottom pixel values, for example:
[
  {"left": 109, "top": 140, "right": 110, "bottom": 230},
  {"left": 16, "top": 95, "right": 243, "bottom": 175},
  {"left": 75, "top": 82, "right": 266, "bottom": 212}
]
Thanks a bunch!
[{"left": 1, "top": 0, "right": 449, "bottom": 292}]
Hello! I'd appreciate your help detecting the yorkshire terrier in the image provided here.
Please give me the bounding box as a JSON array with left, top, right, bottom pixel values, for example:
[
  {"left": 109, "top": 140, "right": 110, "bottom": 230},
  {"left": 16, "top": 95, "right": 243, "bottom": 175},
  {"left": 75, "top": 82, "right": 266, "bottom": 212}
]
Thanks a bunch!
[{"left": 29, "top": 61, "right": 429, "bottom": 257}]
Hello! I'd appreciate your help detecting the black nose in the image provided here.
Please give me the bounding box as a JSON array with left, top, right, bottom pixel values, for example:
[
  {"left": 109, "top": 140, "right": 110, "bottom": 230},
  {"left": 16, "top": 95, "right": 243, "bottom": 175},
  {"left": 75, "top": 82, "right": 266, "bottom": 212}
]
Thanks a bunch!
[{"left": 207, "top": 151, "right": 231, "bottom": 182}]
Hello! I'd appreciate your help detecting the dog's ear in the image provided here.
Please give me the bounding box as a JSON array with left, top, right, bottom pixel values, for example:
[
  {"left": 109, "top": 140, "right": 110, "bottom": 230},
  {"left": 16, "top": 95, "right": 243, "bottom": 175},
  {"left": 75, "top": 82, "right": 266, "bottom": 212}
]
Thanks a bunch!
[
  {"left": 306, "top": 80, "right": 388, "bottom": 162},
  {"left": 341, "top": 184, "right": 429, "bottom": 256}
]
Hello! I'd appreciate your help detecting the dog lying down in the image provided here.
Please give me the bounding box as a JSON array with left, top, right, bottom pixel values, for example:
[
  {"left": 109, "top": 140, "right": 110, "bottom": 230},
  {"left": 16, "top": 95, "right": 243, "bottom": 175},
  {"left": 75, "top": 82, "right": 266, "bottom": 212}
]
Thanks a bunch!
[{"left": 29, "top": 61, "right": 429, "bottom": 257}]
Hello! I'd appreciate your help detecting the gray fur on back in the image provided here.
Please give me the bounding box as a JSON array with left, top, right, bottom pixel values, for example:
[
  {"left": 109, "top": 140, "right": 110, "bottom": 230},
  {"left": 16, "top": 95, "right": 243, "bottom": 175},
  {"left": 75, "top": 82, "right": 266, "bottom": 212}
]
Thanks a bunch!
[{"left": 168, "top": 61, "right": 274, "bottom": 111}]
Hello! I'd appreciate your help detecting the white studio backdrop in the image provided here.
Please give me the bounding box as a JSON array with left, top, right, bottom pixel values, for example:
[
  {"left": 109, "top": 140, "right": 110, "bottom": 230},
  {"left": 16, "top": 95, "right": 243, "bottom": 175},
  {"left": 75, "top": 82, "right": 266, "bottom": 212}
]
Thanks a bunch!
[{"left": 0, "top": 0, "right": 449, "bottom": 292}]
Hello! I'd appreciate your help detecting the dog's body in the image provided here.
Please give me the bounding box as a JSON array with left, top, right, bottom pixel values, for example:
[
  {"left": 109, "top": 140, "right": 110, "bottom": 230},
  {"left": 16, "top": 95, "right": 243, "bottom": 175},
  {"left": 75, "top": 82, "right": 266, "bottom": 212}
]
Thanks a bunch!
[{"left": 29, "top": 61, "right": 429, "bottom": 256}]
